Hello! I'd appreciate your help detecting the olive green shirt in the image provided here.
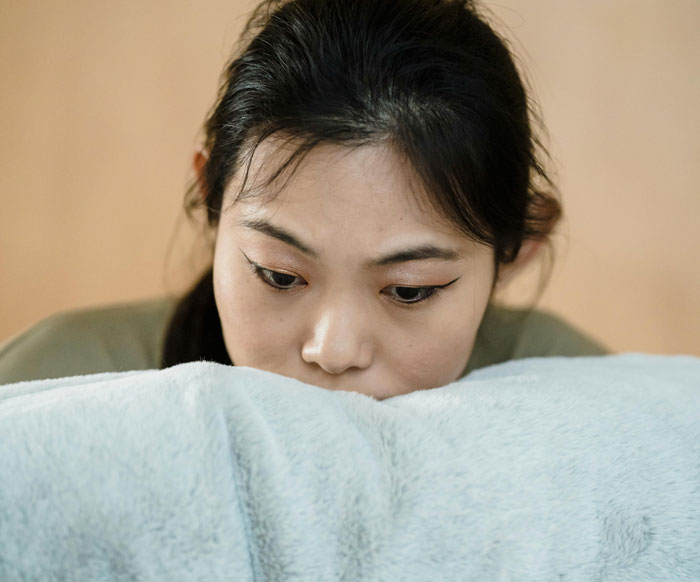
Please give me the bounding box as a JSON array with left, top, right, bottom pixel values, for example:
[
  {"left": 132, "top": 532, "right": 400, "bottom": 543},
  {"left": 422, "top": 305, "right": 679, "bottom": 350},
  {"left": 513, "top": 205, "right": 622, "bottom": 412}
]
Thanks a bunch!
[{"left": 0, "top": 298, "right": 607, "bottom": 385}]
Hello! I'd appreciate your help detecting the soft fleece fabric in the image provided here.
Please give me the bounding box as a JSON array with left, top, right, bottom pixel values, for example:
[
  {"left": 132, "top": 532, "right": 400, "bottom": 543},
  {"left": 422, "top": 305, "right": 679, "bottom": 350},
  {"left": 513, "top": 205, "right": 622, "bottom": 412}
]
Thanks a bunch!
[{"left": 1, "top": 354, "right": 699, "bottom": 581}]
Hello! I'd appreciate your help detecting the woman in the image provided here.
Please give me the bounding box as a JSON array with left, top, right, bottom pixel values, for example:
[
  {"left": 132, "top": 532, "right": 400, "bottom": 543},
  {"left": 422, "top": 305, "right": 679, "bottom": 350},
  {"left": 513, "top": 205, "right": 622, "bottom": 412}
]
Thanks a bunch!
[{"left": 0, "top": 0, "right": 606, "bottom": 395}]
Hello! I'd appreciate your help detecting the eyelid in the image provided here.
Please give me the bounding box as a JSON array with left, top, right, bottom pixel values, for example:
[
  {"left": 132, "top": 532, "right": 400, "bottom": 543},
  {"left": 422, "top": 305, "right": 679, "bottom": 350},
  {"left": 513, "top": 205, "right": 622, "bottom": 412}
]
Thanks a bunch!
[
  {"left": 240, "top": 249, "right": 299, "bottom": 276},
  {"left": 241, "top": 251, "right": 306, "bottom": 290},
  {"left": 382, "top": 285, "right": 438, "bottom": 305},
  {"left": 257, "top": 265, "right": 305, "bottom": 290},
  {"left": 382, "top": 277, "right": 460, "bottom": 306}
]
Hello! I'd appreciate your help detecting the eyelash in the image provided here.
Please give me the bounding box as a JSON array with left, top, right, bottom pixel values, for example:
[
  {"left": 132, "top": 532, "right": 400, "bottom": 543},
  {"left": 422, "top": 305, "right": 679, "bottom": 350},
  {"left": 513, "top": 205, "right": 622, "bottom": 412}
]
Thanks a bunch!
[{"left": 246, "top": 261, "right": 453, "bottom": 306}]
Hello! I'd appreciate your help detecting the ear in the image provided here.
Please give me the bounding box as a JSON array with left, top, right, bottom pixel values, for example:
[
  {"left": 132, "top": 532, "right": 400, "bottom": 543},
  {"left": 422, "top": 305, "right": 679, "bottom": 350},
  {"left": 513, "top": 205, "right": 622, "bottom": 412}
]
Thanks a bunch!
[
  {"left": 494, "top": 239, "right": 543, "bottom": 292},
  {"left": 192, "top": 147, "right": 208, "bottom": 201}
]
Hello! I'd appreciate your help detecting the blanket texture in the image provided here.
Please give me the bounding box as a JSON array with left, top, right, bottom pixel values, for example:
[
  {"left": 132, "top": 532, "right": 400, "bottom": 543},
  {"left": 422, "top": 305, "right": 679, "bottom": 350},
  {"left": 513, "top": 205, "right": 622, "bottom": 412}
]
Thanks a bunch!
[{"left": 1, "top": 354, "right": 699, "bottom": 581}]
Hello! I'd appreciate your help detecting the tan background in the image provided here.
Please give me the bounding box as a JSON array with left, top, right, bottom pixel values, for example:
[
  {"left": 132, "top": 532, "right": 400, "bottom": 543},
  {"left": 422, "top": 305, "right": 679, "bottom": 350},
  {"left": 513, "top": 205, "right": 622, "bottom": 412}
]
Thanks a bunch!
[{"left": 1, "top": 0, "right": 698, "bottom": 355}]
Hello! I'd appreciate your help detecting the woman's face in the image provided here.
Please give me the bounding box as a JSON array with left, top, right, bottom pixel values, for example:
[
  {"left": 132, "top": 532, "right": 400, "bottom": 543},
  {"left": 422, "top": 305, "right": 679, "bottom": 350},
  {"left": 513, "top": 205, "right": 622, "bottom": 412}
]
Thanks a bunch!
[{"left": 212, "top": 140, "right": 496, "bottom": 400}]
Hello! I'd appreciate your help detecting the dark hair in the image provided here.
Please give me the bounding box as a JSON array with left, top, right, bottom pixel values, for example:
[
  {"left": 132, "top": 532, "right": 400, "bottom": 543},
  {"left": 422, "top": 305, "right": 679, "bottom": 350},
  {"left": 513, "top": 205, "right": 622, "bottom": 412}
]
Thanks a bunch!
[{"left": 162, "top": 0, "right": 561, "bottom": 368}]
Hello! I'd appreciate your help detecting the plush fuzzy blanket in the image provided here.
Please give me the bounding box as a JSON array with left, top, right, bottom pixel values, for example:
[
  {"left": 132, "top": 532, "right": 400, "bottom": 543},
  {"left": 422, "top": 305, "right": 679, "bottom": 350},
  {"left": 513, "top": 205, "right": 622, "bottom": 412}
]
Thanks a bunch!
[{"left": 1, "top": 354, "right": 699, "bottom": 581}]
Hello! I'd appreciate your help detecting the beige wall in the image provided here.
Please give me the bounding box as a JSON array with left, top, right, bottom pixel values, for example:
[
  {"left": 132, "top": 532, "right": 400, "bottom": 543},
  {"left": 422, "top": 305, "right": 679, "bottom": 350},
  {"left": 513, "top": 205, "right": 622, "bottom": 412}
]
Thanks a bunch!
[{"left": 1, "top": 0, "right": 698, "bottom": 355}]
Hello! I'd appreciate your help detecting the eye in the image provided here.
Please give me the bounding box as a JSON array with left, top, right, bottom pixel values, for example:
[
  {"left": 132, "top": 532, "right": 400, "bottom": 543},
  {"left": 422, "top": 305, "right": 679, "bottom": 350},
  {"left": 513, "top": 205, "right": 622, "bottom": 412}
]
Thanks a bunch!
[
  {"left": 382, "top": 277, "right": 461, "bottom": 306},
  {"left": 240, "top": 250, "right": 306, "bottom": 291},
  {"left": 254, "top": 265, "right": 305, "bottom": 290},
  {"left": 383, "top": 285, "right": 439, "bottom": 305}
]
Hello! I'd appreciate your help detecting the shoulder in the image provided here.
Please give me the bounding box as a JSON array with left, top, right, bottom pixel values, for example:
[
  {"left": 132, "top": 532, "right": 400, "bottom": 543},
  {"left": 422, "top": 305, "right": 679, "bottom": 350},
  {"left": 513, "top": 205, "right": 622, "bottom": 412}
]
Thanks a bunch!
[
  {"left": 465, "top": 303, "right": 608, "bottom": 374},
  {"left": 507, "top": 307, "right": 608, "bottom": 357},
  {"left": 0, "top": 298, "right": 176, "bottom": 385}
]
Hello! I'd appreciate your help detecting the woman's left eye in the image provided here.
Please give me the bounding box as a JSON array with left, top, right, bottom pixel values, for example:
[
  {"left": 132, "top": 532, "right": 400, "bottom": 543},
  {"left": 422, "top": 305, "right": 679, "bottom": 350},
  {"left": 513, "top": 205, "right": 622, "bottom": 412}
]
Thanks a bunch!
[
  {"left": 383, "top": 277, "right": 461, "bottom": 305},
  {"left": 383, "top": 286, "right": 439, "bottom": 304}
]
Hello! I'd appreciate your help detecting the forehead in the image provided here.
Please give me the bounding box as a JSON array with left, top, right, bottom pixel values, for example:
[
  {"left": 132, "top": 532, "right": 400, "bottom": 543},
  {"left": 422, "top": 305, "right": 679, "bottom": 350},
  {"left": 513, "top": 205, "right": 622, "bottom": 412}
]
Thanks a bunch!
[{"left": 225, "top": 138, "right": 461, "bottom": 239}]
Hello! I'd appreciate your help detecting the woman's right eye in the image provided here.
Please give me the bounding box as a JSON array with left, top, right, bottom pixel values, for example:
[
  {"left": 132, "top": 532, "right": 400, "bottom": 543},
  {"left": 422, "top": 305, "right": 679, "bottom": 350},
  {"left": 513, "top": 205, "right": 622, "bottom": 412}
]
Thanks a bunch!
[
  {"left": 255, "top": 265, "right": 305, "bottom": 290},
  {"left": 240, "top": 251, "right": 305, "bottom": 291}
]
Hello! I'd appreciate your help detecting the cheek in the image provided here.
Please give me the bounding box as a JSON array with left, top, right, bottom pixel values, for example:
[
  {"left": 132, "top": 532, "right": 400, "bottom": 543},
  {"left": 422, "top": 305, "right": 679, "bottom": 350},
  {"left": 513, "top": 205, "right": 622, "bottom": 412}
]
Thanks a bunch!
[
  {"left": 213, "top": 255, "right": 299, "bottom": 369},
  {"left": 387, "top": 305, "right": 483, "bottom": 391}
]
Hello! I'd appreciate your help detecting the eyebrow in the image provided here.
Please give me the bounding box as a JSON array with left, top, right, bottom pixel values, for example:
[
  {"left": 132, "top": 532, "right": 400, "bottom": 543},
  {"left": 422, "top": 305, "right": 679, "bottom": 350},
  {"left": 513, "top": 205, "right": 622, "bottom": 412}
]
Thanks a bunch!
[{"left": 239, "top": 217, "right": 462, "bottom": 266}]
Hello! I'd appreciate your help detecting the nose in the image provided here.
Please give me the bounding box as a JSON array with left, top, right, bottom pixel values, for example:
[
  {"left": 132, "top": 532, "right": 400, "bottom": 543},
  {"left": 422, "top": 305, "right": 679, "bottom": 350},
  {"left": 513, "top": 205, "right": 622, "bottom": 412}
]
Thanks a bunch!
[{"left": 300, "top": 301, "right": 374, "bottom": 375}]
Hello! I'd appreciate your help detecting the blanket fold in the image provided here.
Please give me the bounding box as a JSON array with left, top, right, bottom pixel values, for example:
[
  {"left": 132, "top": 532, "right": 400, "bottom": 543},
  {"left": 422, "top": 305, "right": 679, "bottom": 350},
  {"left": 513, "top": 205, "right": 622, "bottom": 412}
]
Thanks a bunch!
[{"left": 1, "top": 354, "right": 699, "bottom": 581}]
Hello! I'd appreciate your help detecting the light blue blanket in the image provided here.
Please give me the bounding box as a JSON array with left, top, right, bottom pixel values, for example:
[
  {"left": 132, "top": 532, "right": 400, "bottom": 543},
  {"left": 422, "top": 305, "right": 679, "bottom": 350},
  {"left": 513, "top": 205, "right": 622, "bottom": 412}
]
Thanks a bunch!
[{"left": 1, "top": 354, "right": 699, "bottom": 581}]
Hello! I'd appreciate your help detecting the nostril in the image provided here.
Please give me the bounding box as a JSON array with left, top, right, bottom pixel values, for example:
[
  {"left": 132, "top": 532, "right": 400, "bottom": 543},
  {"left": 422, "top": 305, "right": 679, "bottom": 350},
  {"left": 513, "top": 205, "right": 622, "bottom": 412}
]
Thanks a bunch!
[{"left": 301, "top": 342, "right": 373, "bottom": 375}]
